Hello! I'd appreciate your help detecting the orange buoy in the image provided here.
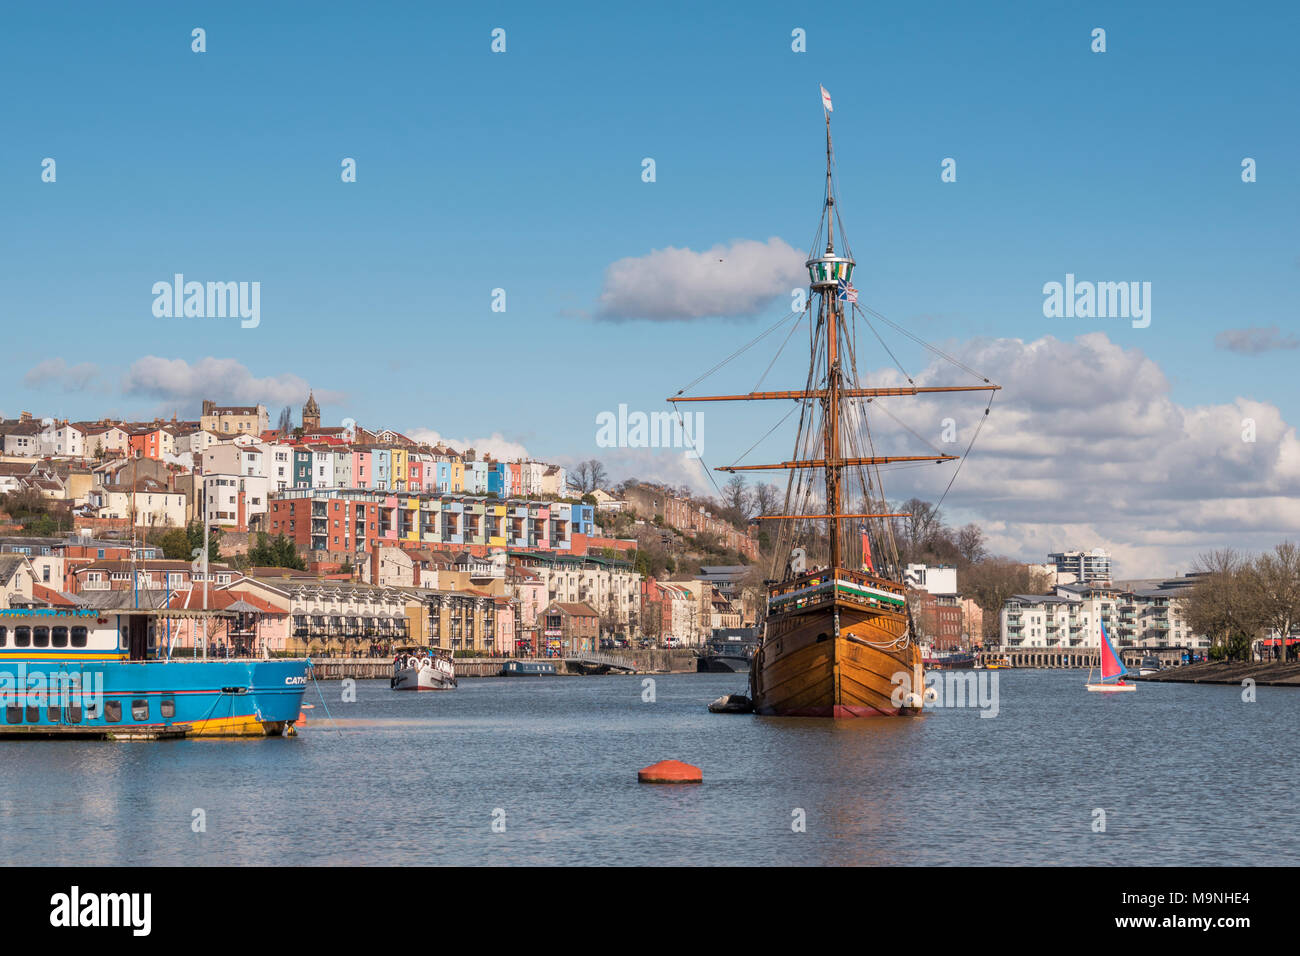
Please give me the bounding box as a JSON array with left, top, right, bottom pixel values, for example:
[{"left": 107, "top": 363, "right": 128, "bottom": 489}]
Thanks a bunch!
[{"left": 638, "top": 759, "right": 702, "bottom": 784}]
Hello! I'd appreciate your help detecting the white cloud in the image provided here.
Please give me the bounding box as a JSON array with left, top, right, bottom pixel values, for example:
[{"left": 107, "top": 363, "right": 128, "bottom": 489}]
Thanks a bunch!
[
  {"left": 406, "top": 428, "right": 530, "bottom": 462},
  {"left": 24, "top": 358, "right": 101, "bottom": 391},
  {"left": 595, "top": 237, "right": 806, "bottom": 321},
  {"left": 846, "top": 331, "right": 1300, "bottom": 576},
  {"left": 562, "top": 447, "right": 712, "bottom": 495},
  {"left": 121, "top": 357, "right": 346, "bottom": 411}
]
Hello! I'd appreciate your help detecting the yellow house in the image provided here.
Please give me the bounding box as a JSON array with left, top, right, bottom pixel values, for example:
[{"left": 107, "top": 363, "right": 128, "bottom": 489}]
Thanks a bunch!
[
  {"left": 390, "top": 447, "right": 408, "bottom": 489},
  {"left": 450, "top": 460, "right": 465, "bottom": 492},
  {"left": 488, "top": 504, "right": 507, "bottom": 548},
  {"left": 405, "top": 497, "right": 421, "bottom": 542}
]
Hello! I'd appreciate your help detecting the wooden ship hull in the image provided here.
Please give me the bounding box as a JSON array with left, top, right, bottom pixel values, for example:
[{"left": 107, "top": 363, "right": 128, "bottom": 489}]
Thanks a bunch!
[{"left": 750, "top": 569, "right": 922, "bottom": 717}]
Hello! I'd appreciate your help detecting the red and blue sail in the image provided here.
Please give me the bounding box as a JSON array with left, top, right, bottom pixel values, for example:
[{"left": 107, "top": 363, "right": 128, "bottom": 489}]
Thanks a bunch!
[{"left": 1099, "top": 622, "right": 1128, "bottom": 682}]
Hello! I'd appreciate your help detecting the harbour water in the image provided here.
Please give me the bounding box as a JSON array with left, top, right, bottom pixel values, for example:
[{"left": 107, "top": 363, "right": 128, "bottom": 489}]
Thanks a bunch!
[{"left": 1, "top": 670, "right": 1295, "bottom": 866}]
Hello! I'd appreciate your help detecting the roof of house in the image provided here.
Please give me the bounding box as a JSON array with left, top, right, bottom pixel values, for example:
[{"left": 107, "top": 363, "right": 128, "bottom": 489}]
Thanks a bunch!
[
  {"left": 0, "top": 554, "right": 32, "bottom": 586},
  {"left": 75, "top": 560, "right": 237, "bottom": 574},
  {"left": 548, "top": 601, "right": 598, "bottom": 617},
  {"left": 246, "top": 566, "right": 317, "bottom": 579},
  {"left": 31, "top": 582, "right": 76, "bottom": 607}
]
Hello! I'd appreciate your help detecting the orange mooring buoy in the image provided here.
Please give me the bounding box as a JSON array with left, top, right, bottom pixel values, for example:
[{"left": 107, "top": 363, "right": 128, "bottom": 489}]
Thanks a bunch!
[{"left": 638, "top": 759, "right": 702, "bottom": 784}]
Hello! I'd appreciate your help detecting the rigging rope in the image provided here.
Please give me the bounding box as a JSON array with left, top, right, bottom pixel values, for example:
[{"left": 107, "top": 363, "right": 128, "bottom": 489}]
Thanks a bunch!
[
  {"left": 671, "top": 309, "right": 801, "bottom": 396},
  {"left": 933, "top": 391, "right": 997, "bottom": 513}
]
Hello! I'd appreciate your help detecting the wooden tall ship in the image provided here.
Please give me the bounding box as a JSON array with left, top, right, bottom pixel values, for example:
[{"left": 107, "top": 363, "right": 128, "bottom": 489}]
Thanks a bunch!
[{"left": 671, "top": 87, "right": 998, "bottom": 717}]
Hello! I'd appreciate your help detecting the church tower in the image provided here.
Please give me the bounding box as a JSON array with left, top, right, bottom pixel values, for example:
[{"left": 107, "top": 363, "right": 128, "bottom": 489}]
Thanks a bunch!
[{"left": 302, "top": 391, "right": 321, "bottom": 431}]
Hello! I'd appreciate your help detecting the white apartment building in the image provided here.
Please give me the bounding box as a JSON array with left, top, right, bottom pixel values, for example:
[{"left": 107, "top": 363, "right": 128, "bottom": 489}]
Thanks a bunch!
[
  {"left": 201, "top": 474, "right": 271, "bottom": 530},
  {"left": 1048, "top": 548, "right": 1112, "bottom": 585},
  {"left": 1000, "top": 581, "right": 1207, "bottom": 653},
  {"left": 905, "top": 563, "right": 958, "bottom": 595},
  {"left": 311, "top": 449, "right": 335, "bottom": 488},
  {"left": 260, "top": 443, "right": 294, "bottom": 491}
]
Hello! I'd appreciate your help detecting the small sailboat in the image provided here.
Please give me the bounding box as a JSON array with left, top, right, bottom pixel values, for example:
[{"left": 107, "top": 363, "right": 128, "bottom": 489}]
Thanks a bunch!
[{"left": 1086, "top": 624, "right": 1136, "bottom": 693}]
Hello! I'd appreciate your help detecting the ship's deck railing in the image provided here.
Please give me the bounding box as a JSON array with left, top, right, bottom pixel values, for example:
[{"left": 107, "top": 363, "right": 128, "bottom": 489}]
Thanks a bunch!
[{"left": 767, "top": 568, "right": 905, "bottom": 616}]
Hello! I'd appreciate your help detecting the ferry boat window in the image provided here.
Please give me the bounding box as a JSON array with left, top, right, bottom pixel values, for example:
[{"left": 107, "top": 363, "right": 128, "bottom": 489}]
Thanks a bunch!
[
  {"left": 51, "top": 626, "right": 68, "bottom": 648},
  {"left": 4, "top": 706, "right": 20, "bottom": 724},
  {"left": 71, "top": 626, "right": 88, "bottom": 648},
  {"left": 25, "top": 705, "right": 40, "bottom": 723},
  {"left": 65, "top": 704, "right": 82, "bottom": 724},
  {"left": 131, "top": 699, "right": 149, "bottom": 721},
  {"left": 33, "top": 626, "right": 50, "bottom": 648},
  {"left": 14, "top": 626, "right": 30, "bottom": 647},
  {"left": 160, "top": 698, "right": 175, "bottom": 719},
  {"left": 47, "top": 706, "right": 60, "bottom": 723},
  {"left": 0, "top": 625, "right": 6, "bottom": 647},
  {"left": 104, "top": 701, "right": 122, "bottom": 722}
]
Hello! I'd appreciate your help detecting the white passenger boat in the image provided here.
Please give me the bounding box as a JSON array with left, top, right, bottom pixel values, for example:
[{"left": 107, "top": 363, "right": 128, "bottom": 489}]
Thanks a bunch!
[{"left": 391, "top": 648, "right": 457, "bottom": 691}]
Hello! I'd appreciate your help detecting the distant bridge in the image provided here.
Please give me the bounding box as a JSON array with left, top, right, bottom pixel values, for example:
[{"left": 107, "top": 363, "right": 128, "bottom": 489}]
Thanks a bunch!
[{"left": 564, "top": 653, "right": 640, "bottom": 675}]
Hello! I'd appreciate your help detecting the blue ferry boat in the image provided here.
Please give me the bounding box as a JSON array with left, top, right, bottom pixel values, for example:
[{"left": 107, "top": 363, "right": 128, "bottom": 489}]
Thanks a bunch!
[
  {"left": 499, "top": 659, "right": 558, "bottom": 676},
  {"left": 0, "top": 607, "right": 310, "bottom": 739}
]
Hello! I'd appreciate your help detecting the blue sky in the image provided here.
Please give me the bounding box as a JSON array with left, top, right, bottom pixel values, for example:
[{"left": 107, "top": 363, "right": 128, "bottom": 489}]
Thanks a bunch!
[{"left": 2, "top": 1, "right": 1297, "bottom": 571}]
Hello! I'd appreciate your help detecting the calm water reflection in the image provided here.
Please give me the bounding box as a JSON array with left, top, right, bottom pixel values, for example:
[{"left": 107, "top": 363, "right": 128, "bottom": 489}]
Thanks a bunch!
[{"left": 1, "top": 670, "right": 1294, "bottom": 865}]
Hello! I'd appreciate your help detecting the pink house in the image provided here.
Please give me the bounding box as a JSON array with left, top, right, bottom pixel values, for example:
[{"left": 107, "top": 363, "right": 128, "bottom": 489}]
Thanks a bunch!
[
  {"left": 493, "top": 597, "right": 516, "bottom": 654},
  {"left": 352, "top": 448, "right": 372, "bottom": 489}
]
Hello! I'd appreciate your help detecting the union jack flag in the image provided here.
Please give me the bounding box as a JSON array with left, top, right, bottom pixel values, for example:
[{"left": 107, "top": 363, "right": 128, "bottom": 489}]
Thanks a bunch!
[{"left": 836, "top": 278, "right": 858, "bottom": 303}]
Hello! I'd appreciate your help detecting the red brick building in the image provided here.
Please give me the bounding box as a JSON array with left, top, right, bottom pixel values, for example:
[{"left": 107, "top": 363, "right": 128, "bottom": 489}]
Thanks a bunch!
[
  {"left": 541, "top": 601, "right": 598, "bottom": 655},
  {"left": 909, "top": 589, "right": 964, "bottom": 651}
]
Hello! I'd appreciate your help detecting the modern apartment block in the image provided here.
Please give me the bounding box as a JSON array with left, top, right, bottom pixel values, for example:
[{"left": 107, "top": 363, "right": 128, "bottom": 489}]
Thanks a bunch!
[
  {"left": 1047, "top": 548, "right": 1112, "bottom": 585},
  {"left": 999, "top": 577, "right": 1206, "bottom": 653}
]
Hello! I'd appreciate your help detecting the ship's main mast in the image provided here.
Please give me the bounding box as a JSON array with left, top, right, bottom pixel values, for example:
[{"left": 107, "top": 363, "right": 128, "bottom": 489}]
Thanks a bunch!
[
  {"left": 668, "top": 87, "right": 999, "bottom": 582},
  {"left": 808, "top": 107, "right": 850, "bottom": 568}
]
